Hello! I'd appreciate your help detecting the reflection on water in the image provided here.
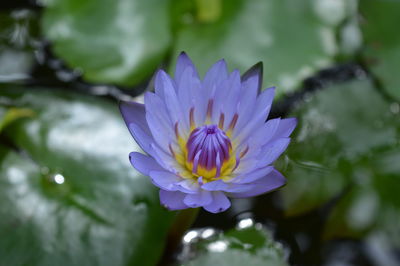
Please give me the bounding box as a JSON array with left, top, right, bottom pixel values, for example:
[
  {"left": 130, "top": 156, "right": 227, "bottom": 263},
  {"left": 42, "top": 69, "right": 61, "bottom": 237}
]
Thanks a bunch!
[
  {"left": 207, "top": 240, "right": 228, "bottom": 253},
  {"left": 237, "top": 218, "right": 254, "bottom": 230},
  {"left": 53, "top": 173, "right": 64, "bottom": 184}
]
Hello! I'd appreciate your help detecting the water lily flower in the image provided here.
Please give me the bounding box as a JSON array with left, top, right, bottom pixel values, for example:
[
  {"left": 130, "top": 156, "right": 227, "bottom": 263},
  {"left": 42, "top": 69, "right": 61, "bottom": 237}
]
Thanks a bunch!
[{"left": 120, "top": 53, "right": 297, "bottom": 213}]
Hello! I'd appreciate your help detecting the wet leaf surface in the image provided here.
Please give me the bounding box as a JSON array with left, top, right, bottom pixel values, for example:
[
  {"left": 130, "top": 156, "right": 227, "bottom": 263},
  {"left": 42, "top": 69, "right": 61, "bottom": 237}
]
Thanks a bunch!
[
  {"left": 0, "top": 88, "right": 174, "bottom": 266},
  {"left": 41, "top": 0, "right": 171, "bottom": 87},
  {"left": 172, "top": 0, "right": 352, "bottom": 97},
  {"left": 360, "top": 0, "right": 400, "bottom": 100}
]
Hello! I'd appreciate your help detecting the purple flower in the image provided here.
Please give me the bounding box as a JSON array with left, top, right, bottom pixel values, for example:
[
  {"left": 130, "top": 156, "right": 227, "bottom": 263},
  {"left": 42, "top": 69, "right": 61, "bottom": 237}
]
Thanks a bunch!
[{"left": 120, "top": 53, "right": 297, "bottom": 213}]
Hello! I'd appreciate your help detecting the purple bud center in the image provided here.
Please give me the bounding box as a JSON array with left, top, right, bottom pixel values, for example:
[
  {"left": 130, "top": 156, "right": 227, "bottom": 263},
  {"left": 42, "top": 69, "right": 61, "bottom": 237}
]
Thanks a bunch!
[{"left": 186, "top": 125, "right": 232, "bottom": 176}]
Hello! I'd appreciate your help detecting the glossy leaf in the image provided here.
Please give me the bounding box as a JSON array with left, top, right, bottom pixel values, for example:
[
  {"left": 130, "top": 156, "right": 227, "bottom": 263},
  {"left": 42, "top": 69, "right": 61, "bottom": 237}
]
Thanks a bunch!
[
  {"left": 41, "top": 0, "right": 171, "bottom": 86},
  {"left": 360, "top": 0, "right": 400, "bottom": 100},
  {"left": 0, "top": 88, "right": 174, "bottom": 266},
  {"left": 184, "top": 225, "right": 287, "bottom": 266},
  {"left": 172, "top": 0, "right": 352, "bottom": 97}
]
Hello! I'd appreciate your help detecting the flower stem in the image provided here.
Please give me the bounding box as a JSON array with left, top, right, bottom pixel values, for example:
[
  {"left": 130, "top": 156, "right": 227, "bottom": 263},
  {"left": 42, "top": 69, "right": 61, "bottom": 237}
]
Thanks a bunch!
[{"left": 160, "top": 208, "right": 200, "bottom": 264}]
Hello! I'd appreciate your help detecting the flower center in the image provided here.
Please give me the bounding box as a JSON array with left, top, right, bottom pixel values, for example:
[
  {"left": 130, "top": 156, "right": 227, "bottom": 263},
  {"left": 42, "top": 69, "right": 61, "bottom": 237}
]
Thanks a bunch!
[{"left": 185, "top": 124, "right": 232, "bottom": 179}]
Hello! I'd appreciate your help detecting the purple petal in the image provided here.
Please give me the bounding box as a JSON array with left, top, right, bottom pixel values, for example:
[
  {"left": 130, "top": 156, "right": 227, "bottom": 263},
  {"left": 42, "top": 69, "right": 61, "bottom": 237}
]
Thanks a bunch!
[
  {"left": 148, "top": 171, "right": 181, "bottom": 191},
  {"left": 144, "top": 92, "right": 174, "bottom": 134},
  {"left": 246, "top": 118, "right": 281, "bottom": 151},
  {"left": 144, "top": 93, "right": 177, "bottom": 152},
  {"left": 229, "top": 169, "right": 286, "bottom": 198},
  {"left": 128, "top": 123, "right": 155, "bottom": 157},
  {"left": 119, "top": 101, "right": 150, "bottom": 136},
  {"left": 241, "top": 62, "right": 263, "bottom": 94},
  {"left": 201, "top": 179, "right": 249, "bottom": 193},
  {"left": 129, "top": 152, "right": 165, "bottom": 175},
  {"left": 175, "top": 52, "right": 199, "bottom": 82},
  {"left": 235, "top": 74, "right": 259, "bottom": 131},
  {"left": 204, "top": 192, "right": 231, "bottom": 213},
  {"left": 154, "top": 70, "right": 167, "bottom": 99},
  {"left": 201, "top": 179, "right": 229, "bottom": 191},
  {"left": 253, "top": 87, "right": 275, "bottom": 119},
  {"left": 208, "top": 72, "right": 232, "bottom": 125},
  {"left": 177, "top": 67, "right": 203, "bottom": 127},
  {"left": 191, "top": 84, "right": 208, "bottom": 127},
  {"left": 156, "top": 70, "right": 189, "bottom": 132},
  {"left": 233, "top": 166, "right": 274, "bottom": 184},
  {"left": 218, "top": 70, "right": 241, "bottom": 127},
  {"left": 271, "top": 118, "right": 297, "bottom": 141},
  {"left": 175, "top": 179, "right": 199, "bottom": 194},
  {"left": 183, "top": 190, "right": 212, "bottom": 207},
  {"left": 127, "top": 124, "right": 175, "bottom": 172},
  {"left": 203, "top": 59, "right": 229, "bottom": 96},
  {"left": 233, "top": 156, "right": 259, "bottom": 176},
  {"left": 159, "top": 190, "right": 188, "bottom": 210},
  {"left": 234, "top": 87, "right": 275, "bottom": 140},
  {"left": 150, "top": 143, "right": 181, "bottom": 173},
  {"left": 256, "top": 138, "right": 291, "bottom": 167},
  {"left": 234, "top": 64, "right": 263, "bottom": 132}
]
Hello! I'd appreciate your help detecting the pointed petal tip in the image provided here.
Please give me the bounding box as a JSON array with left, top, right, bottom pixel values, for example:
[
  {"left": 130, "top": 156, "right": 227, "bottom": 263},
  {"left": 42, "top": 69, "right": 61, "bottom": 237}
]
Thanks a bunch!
[
  {"left": 231, "top": 68, "right": 241, "bottom": 76},
  {"left": 118, "top": 99, "right": 133, "bottom": 113},
  {"left": 241, "top": 61, "right": 263, "bottom": 84},
  {"left": 254, "top": 61, "right": 263, "bottom": 68},
  {"left": 156, "top": 68, "right": 168, "bottom": 79},
  {"left": 177, "top": 52, "right": 189, "bottom": 64},
  {"left": 245, "top": 61, "right": 263, "bottom": 75},
  {"left": 266, "top": 86, "right": 276, "bottom": 98},
  {"left": 287, "top": 117, "right": 298, "bottom": 132},
  {"left": 143, "top": 91, "right": 156, "bottom": 104},
  {"left": 291, "top": 117, "right": 298, "bottom": 127},
  {"left": 257, "top": 86, "right": 276, "bottom": 105},
  {"left": 118, "top": 100, "right": 146, "bottom": 127},
  {"left": 215, "top": 58, "right": 227, "bottom": 68},
  {"left": 176, "top": 52, "right": 198, "bottom": 72}
]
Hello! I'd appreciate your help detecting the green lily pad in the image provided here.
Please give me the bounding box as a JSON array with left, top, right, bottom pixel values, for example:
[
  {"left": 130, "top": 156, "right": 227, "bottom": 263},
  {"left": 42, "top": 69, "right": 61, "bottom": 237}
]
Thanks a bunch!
[
  {"left": 0, "top": 88, "right": 174, "bottom": 266},
  {"left": 279, "top": 80, "right": 400, "bottom": 242},
  {"left": 184, "top": 225, "right": 287, "bottom": 266},
  {"left": 360, "top": 0, "right": 400, "bottom": 100},
  {"left": 172, "top": 0, "right": 352, "bottom": 97},
  {"left": 41, "top": 0, "right": 171, "bottom": 87}
]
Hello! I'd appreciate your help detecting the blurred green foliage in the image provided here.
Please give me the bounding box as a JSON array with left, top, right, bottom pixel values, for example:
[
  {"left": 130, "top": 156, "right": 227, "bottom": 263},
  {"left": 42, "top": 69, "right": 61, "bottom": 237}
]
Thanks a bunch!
[
  {"left": 171, "top": 0, "right": 352, "bottom": 97},
  {"left": 278, "top": 79, "right": 400, "bottom": 244},
  {"left": 360, "top": 0, "right": 400, "bottom": 100},
  {"left": 183, "top": 225, "right": 287, "bottom": 266},
  {"left": 0, "top": 0, "right": 399, "bottom": 265}
]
